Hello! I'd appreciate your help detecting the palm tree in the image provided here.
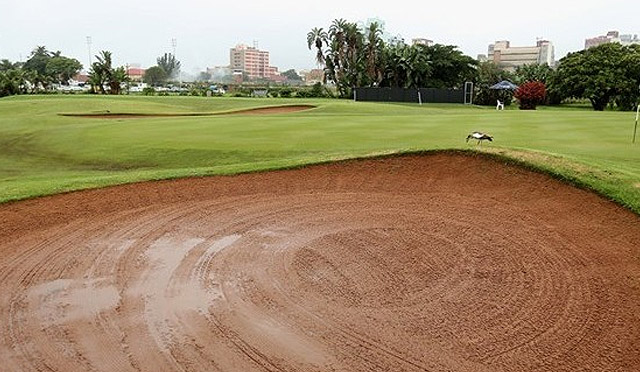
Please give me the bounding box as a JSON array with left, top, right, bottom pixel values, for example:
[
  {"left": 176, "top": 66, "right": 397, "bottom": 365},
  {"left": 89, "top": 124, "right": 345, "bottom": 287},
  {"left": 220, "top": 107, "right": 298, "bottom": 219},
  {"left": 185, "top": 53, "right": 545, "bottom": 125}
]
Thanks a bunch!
[
  {"left": 88, "top": 51, "right": 129, "bottom": 95},
  {"left": 110, "top": 67, "right": 130, "bottom": 95},
  {"left": 0, "top": 68, "right": 27, "bottom": 97},
  {"left": 364, "top": 22, "right": 384, "bottom": 86},
  {"left": 307, "top": 27, "right": 327, "bottom": 66},
  {"left": 88, "top": 51, "right": 113, "bottom": 94}
]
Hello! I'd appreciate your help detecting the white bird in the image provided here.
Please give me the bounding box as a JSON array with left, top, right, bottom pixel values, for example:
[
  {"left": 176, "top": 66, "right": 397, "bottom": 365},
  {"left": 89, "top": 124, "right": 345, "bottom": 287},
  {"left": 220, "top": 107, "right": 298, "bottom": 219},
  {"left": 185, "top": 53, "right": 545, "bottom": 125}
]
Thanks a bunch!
[{"left": 466, "top": 131, "right": 493, "bottom": 145}]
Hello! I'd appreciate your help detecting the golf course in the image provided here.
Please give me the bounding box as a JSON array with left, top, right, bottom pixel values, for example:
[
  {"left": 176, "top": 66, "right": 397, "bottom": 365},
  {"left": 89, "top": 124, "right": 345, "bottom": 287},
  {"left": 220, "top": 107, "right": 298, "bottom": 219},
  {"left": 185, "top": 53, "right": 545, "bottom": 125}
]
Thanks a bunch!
[
  {"left": 1, "top": 95, "right": 639, "bottom": 213},
  {"left": 3, "top": 95, "right": 640, "bottom": 371}
]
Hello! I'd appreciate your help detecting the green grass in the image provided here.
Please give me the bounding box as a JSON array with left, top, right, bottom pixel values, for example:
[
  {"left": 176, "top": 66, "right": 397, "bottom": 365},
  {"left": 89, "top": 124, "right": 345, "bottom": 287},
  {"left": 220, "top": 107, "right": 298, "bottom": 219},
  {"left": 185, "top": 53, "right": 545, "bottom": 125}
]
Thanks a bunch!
[{"left": 1, "top": 95, "right": 639, "bottom": 214}]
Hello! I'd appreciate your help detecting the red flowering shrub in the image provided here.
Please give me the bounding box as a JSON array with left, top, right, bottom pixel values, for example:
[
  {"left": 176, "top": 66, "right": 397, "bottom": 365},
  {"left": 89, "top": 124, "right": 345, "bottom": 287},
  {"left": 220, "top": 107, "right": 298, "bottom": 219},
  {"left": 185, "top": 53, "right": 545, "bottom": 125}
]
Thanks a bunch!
[{"left": 514, "top": 81, "right": 546, "bottom": 110}]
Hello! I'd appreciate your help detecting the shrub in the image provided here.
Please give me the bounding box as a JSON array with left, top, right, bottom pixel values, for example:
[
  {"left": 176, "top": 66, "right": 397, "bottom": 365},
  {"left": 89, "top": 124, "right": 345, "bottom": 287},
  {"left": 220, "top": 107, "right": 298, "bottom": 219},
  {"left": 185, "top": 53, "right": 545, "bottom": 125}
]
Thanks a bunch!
[
  {"left": 514, "top": 81, "right": 546, "bottom": 110},
  {"left": 142, "top": 87, "right": 156, "bottom": 96},
  {"left": 279, "top": 88, "right": 292, "bottom": 98}
]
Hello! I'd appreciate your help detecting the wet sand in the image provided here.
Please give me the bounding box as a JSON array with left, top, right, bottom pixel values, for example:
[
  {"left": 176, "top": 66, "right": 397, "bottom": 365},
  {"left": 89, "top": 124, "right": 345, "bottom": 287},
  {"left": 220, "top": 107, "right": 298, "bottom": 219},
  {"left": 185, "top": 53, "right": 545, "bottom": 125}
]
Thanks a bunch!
[{"left": 1, "top": 153, "right": 639, "bottom": 371}]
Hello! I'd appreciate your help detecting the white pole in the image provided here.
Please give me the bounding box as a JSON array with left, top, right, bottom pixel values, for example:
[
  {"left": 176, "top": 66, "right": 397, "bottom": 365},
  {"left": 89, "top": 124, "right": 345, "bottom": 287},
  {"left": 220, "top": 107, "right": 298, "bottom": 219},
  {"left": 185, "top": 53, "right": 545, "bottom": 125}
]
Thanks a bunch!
[
  {"left": 418, "top": 90, "right": 422, "bottom": 105},
  {"left": 634, "top": 104, "right": 639, "bottom": 143}
]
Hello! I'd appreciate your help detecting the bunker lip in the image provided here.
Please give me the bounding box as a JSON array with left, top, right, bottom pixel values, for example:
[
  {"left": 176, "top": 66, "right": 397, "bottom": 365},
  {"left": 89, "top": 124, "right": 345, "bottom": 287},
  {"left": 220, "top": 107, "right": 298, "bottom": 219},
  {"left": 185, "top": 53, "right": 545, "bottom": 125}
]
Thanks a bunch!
[
  {"left": 58, "top": 104, "right": 316, "bottom": 118},
  {"left": 1, "top": 153, "right": 639, "bottom": 371}
]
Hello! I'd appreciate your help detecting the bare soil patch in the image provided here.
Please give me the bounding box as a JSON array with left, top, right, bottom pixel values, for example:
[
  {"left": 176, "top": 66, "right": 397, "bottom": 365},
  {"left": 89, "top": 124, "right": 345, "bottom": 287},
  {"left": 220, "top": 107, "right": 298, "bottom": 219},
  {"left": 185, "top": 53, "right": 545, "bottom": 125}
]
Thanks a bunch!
[
  {"left": 59, "top": 104, "right": 315, "bottom": 119},
  {"left": 1, "top": 153, "right": 639, "bottom": 371}
]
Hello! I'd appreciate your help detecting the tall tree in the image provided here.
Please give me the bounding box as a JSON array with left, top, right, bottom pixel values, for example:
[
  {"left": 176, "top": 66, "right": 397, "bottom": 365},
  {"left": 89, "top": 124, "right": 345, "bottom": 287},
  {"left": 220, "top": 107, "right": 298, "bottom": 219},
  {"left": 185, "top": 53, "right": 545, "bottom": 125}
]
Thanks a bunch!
[
  {"left": 46, "top": 56, "right": 83, "bottom": 85},
  {"left": 514, "top": 63, "right": 553, "bottom": 85},
  {"left": 88, "top": 51, "right": 129, "bottom": 95},
  {"left": 364, "top": 22, "right": 384, "bottom": 86},
  {"left": 157, "top": 53, "right": 181, "bottom": 79},
  {"left": 23, "top": 46, "right": 54, "bottom": 90},
  {"left": 553, "top": 43, "right": 640, "bottom": 110},
  {"left": 281, "top": 69, "right": 302, "bottom": 81},
  {"left": 307, "top": 27, "right": 327, "bottom": 66},
  {"left": 143, "top": 66, "right": 168, "bottom": 86},
  {"left": 0, "top": 68, "right": 27, "bottom": 97},
  {"left": 23, "top": 46, "right": 51, "bottom": 75}
]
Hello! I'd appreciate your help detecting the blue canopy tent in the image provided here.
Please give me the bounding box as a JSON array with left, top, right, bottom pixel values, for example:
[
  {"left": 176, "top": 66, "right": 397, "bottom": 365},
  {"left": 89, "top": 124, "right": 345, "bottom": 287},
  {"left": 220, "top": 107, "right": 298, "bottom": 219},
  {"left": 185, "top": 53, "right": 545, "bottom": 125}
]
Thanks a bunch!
[{"left": 490, "top": 80, "right": 518, "bottom": 90}]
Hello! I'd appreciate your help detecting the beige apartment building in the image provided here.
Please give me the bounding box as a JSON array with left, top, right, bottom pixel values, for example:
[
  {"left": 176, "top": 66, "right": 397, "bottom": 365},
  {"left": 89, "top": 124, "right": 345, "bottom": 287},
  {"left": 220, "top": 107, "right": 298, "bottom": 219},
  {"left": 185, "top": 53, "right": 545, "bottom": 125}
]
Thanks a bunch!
[
  {"left": 229, "top": 44, "right": 279, "bottom": 80},
  {"left": 487, "top": 40, "right": 555, "bottom": 71}
]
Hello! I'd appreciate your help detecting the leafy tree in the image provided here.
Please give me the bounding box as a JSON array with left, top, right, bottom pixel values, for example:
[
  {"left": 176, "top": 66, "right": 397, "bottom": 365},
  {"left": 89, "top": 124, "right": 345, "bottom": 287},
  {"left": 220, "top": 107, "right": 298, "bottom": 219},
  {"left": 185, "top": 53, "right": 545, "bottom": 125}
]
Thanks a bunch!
[
  {"left": 23, "top": 46, "right": 51, "bottom": 76},
  {"left": 144, "top": 66, "right": 168, "bottom": 86},
  {"left": 157, "top": 53, "right": 181, "bottom": 79},
  {"left": 514, "top": 81, "right": 546, "bottom": 110},
  {"left": 514, "top": 63, "right": 553, "bottom": 85},
  {"left": 46, "top": 56, "right": 82, "bottom": 85},
  {"left": 23, "top": 46, "right": 55, "bottom": 90},
  {"left": 281, "top": 69, "right": 302, "bottom": 81},
  {"left": 553, "top": 43, "right": 640, "bottom": 110},
  {"left": 420, "top": 44, "right": 476, "bottom": 89}
]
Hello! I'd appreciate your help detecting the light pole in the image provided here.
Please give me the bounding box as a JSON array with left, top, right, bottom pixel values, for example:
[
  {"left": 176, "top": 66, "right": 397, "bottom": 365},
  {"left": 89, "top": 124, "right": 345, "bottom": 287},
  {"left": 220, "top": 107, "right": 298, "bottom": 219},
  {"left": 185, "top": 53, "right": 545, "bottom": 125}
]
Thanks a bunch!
[
  {"left": 171, "top": 38, "right": 178, "bottom": 84},
  {"left": 86, "top": 36, "right": 92, "bottom": 70}
]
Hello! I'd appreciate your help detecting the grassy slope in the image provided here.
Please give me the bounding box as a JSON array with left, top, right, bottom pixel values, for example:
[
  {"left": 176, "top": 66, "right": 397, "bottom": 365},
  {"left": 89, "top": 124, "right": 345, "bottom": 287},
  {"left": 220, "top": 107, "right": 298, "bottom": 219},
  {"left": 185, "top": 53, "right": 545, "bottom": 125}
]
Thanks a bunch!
[{"left": 1, "top": 95, "right": 639, "bottom": 213}]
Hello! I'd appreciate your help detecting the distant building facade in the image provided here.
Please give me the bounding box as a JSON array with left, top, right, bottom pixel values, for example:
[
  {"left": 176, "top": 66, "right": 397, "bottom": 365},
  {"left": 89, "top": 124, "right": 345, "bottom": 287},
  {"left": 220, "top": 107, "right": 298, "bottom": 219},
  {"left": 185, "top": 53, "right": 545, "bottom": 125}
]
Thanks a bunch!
[
  {"left": 585, "top": 30, "right": 640, "bottom": 49},
  {"left": 229, "top": 44, "right": 280, "bottom": 80},
  {"left": 126, "top": 67, "right": 146, "bottom": 82},
  {"left": 487, "top": 39, "right": 555, "bottom": 71},
  {"left": 412, "top": 38, "right": 433, "bottom": 46},
  {"left": 299, "top": 69, "right": 324, "bottom": 85}
]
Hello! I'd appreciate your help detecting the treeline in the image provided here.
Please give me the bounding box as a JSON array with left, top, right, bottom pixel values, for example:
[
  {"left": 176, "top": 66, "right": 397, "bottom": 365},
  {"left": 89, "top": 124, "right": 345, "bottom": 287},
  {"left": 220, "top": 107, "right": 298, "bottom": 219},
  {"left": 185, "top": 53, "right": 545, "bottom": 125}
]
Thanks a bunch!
[
  {"left": 308, "top": 19, "right": 640, "bottom": 111},
  {"left": 0, "top": 46, "right": 82, "bottom": 97},
  {"left": 307, "top": 19, "right": 476, "bottom": 97},
  {"left": 475, "top": 43, "right": 640, "bottom": 111}
]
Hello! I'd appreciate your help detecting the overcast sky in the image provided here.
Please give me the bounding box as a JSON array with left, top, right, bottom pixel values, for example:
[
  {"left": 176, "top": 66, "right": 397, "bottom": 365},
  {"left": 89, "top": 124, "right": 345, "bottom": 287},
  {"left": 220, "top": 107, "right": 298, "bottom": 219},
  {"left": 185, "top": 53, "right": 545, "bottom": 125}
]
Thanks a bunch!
[{"left": 1, "top": 0, "right": 638, "bottom": 74}]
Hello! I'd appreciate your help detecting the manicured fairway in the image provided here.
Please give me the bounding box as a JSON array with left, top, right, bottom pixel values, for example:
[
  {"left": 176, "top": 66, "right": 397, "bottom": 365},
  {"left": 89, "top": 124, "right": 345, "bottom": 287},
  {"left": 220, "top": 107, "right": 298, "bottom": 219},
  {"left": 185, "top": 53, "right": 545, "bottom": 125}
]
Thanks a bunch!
[{"left": 0, "top": 95, "right": 639, "bottom": 212}]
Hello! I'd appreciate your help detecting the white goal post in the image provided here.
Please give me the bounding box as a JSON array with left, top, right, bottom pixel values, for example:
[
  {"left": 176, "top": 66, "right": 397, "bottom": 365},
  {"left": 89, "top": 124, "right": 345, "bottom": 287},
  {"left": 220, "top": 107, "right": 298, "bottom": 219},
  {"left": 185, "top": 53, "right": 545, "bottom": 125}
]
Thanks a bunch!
[{"left": 464, "top": 82, "right": 474, "bottom": 105}]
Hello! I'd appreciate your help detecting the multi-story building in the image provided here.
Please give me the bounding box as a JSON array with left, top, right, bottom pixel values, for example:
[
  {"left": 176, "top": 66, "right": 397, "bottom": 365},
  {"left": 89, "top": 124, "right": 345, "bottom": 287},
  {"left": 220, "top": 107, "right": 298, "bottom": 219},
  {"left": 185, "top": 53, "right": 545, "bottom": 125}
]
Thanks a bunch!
[
  {"left": 412, "top": 38, "right": 433, "bottom": 47},
  {"left": 620, "top": 34, "right": 640, "bottom": 46},
  {"left": 126, "top": 67, "right": 146, "bottom": 82},
  {"left": 585, "top": 31, "right": 640, "bottom": 49},
  {"left": 487, "top": 39, "right": 555, "bottom": 71},
  {"left": 299, "top": 69, "right": 324, "bottom": 85},
  {"left": 229, "top": 44, "right": 280, "bottom": 80}
]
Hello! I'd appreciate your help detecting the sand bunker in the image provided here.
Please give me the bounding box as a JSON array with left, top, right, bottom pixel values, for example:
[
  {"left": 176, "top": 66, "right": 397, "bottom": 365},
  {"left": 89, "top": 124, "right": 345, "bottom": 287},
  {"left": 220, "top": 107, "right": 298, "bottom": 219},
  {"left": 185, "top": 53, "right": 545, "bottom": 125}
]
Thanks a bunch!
[
  {"left": 1, "top": 153, "right": 639, "bottom": 371},
  {"left": 60, "top": 104, "right": 315, "bottom": 119}
]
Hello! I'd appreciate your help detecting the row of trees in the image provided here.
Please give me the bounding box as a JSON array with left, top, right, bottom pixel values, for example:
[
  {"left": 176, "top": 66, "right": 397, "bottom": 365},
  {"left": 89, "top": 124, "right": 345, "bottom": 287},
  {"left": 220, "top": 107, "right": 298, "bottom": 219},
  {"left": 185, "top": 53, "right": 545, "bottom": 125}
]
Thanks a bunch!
[
  {"left": 476, "top": 43, "right": 640, "bottom": 111},
  {"left": 1, "top": 46, "right": 83, "bottom": 97},
  {"left": 307, "top": 19, "right": 476, "bottom": 97},
  {"left": 308, "top": 20, "right": 640, "bottom": 111}
]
